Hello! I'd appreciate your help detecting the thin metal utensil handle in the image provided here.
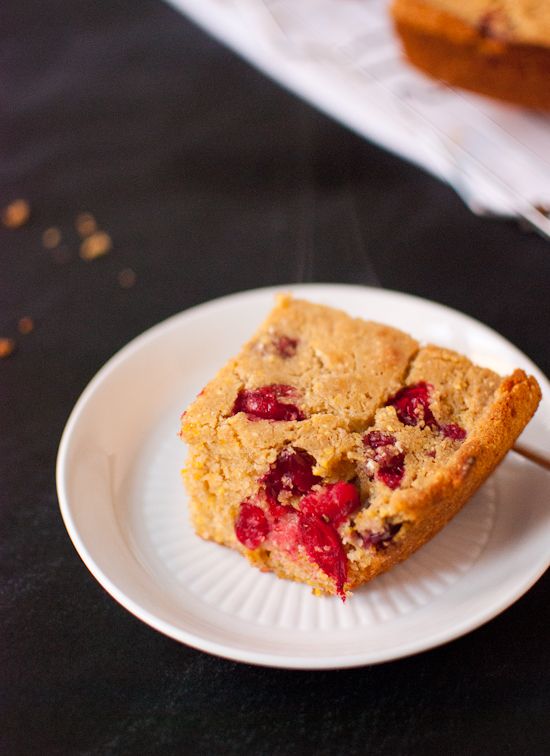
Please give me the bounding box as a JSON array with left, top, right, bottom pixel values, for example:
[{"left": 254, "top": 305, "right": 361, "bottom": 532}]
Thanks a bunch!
[{"left": 513, "top": 443, "right": 550, "bottom": 472}]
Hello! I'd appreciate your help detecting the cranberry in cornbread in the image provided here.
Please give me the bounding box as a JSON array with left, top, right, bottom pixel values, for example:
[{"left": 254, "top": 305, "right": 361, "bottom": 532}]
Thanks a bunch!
[{"left": 180, "top": 296, "right": 540, "bottom": 599}]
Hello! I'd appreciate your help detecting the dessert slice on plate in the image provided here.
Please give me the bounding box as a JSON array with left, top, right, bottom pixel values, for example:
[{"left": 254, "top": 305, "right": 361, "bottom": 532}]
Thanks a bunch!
[{"left": 180, "top": 296, "right": 540, "bottom": 599}]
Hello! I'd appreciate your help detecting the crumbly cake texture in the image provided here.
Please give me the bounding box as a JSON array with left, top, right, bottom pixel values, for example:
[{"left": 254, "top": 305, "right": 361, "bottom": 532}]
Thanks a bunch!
[
  {"left": 180, "top": 295, "right": 541, "bottom": 599},
  {"left": 391, "top": 0, "right": 550, "bottom": 111}
]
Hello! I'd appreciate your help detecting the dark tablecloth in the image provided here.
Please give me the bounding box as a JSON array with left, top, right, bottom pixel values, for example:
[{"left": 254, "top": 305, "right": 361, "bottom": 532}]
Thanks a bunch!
[{"left": 2, "top": 1, "right": 549, "bottom": 753}]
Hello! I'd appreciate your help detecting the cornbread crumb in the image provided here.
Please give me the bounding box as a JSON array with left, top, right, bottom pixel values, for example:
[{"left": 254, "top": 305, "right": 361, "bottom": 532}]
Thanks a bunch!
[
  {"left": 75, "top": 212, "right": 97, "bottom": 238},
  {"left": 42, "top": 227, "right": 62, "bottom": 249},
  {"left": 2, "top": 199, "right": 30, "bottom": 229},
  {"left": 18, "top": 317, "right": 34, "bottom": 335},
  {"left": 80, "top": 231, "right": 112, "bottom": 261},
  {"left": 117, "top": 268, "right": 137, "bottom": 289},
  {"left": 0, "top": 338, "right": 16, "bottom": 358}
]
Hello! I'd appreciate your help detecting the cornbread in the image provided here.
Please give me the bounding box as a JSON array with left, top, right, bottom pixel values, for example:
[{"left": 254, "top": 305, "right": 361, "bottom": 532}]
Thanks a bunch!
[
  {"left": 180, "top": 296, "right": 540, "bottom": 598},
  {"left": 392, "top": 0, "right": 550, "bottom": 110}
]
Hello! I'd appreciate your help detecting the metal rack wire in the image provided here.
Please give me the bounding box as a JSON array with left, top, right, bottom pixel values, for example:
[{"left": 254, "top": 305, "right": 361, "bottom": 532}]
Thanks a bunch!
[{"left": 233, "top": 0, "right": 550, "bottom": 240}]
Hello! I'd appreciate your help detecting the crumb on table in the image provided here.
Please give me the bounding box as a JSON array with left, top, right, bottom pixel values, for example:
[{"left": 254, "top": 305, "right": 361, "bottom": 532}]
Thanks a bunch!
[
  {"left": 2, "top": 199, "right": 30, "bottom": 229},
  {"left": 79, "top": 231, "right": 112, "bottom": 261},
  {"left": 75, "top": 212, "right": 98, "bottom": 237},
  {"left": 18, "top": 317, "right": 34, "bottom": 335},
  {"left": 117, "top": 268, "right": 136, "bottom": 289},
  {"left": 0, "top": 338, "right": 16, "bottom": 358},
  {"left": 42, "top": 227, "right": 62, "bottom": 249}
]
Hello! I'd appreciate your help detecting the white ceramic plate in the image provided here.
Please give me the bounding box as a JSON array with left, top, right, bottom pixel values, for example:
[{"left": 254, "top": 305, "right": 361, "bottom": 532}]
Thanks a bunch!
[{"left": 57, "top": 285, "right": 550, "bottom": 669}]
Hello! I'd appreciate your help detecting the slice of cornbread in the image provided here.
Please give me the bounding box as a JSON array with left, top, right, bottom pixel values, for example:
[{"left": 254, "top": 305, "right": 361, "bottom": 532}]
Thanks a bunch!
[{"left": 180, "top": 296, "right": 540, "bottom": 598}]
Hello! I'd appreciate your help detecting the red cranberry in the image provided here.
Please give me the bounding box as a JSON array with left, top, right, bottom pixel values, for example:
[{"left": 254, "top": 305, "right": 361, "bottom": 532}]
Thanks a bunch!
[
  {"left": 362, "top": 522, "right": 402, "bottom": 548},
  {"left": 387, "top": 384, "right": 467, "bottom": 444},
  {"left": 364, "top": 430, "right": 396, "bottom": 449},
  {"left": 232, "top": 384, "right": 305, "bottom": 421},
  {"left": 478, "top": 10, "right": 509, "bottom": 39},
  {"left": 300, "top": 516, "right": 348, "bottom": 599},
  {"left": 364, "top": 432, "right": 399, "bottom": 466},
  {"left": 387, "top": 382, "right": 438, "bottom": 429},
  {"left": 234, "top": 501, "right": 269, "bottom": 549},
  {"left": 364, "top": 431, "right": 405, "bottom": 489},
  {"left": 300, "top": 482, "right": 360, "bottom": 527},
  {"left": 269, "top": 510, "right": 302, "bottom": 551},
  {"left": 261, "top": 447, "right": 320, "bottom": 503},
  {"left": 441, "top": 423, "right": 467, "bottom": 441},
  {"left": 274, "top": 335, "right": 298, "bottom": 358},
  {"left": 267, "top": 497, "right": 291, "bottom": 521},
  {"left": 377, "top": 453, "right": 405, "bottom": 490}
]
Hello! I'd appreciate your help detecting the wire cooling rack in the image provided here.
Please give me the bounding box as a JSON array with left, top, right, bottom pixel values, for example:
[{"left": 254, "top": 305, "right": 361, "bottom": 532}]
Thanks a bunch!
[{"left": 169, "top": 0, "right": 550, "bottom": 240}]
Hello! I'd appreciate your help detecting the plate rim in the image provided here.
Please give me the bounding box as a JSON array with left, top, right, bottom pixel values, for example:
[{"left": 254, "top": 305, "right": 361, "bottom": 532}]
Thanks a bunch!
[{"left": 56, "top": 283, "right": 550, "bottom": 669}]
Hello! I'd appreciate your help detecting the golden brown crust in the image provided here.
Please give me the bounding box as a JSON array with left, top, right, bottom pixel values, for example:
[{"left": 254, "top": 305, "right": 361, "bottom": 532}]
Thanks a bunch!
[
  {"left": 418, "top": 0, "right": 550, "bottom": 49},
  {"left": 345, "top": 369, "right": 541, "bottom": 590},
  {"left": 182, "top": 294, "right": 419, "bottom": 434},
  {"left": 391, "top": 0, "right": 550, "bottom": 111}
]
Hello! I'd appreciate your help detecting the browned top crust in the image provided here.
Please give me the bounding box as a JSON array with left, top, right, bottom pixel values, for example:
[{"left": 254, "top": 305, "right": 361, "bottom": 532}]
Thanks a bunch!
[
  {"left": 182, "top": 294, "right": 419, "bottom": 435},
  {"left": 416, "top": 0, "right": 550, "bottom": 48}
]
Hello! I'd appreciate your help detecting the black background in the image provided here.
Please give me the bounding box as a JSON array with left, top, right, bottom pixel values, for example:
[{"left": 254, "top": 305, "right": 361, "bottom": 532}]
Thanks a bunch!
[{"left": 2, "top": 2, "right": 549, "bottom": 754}]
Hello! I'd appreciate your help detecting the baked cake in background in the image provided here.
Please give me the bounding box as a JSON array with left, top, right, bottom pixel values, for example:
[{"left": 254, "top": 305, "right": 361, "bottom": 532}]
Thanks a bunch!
[
  {"left": 180, "top": 296, "right": 541, "bottom": 599},
  {"left": 391, "top": 0, "right": 550, "bottom": 110}
]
